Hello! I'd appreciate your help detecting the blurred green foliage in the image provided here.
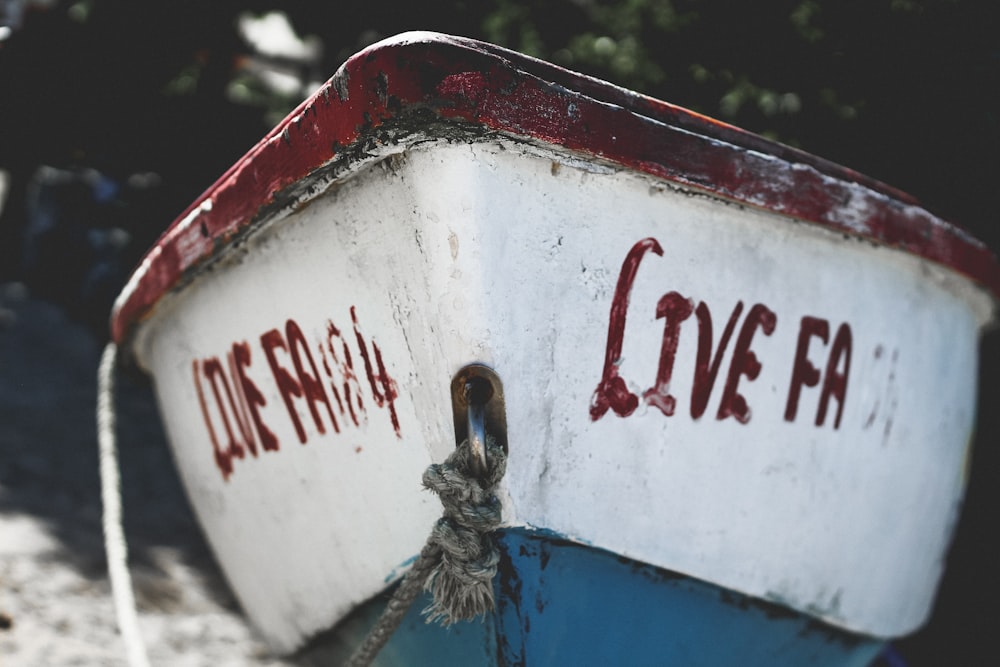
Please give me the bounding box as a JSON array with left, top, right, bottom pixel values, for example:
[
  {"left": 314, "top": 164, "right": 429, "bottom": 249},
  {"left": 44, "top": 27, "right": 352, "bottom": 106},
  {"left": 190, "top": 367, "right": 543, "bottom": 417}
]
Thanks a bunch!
[
  {"left": 2, "top": 0, "right": 996, "bottom": 329},
  {"left": 2, "top": 0, "right": 996, "bottom": 232},
  {"left": 472, "top": 0, "right": 998, "bottom": 236}
]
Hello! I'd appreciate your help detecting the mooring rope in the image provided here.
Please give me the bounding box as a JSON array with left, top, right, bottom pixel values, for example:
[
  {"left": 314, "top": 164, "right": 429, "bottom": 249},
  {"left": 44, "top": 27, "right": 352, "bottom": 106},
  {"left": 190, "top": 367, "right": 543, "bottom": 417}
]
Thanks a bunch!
[
  {"left": 99, "top": 338, "right": 503, "bottom": 667},
  {"left": 97, "top": 342, "right": 151, "bottom": 667},
  {"left": 346, "top": 435, "right": 507, "bottom": 667}
]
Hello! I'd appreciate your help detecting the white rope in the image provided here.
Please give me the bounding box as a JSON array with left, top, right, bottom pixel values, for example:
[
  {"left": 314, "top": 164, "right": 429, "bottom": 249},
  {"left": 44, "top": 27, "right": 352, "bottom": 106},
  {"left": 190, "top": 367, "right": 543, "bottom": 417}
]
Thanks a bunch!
[{"left": 98, "top": 342, "right": 151, "bottom": 667}]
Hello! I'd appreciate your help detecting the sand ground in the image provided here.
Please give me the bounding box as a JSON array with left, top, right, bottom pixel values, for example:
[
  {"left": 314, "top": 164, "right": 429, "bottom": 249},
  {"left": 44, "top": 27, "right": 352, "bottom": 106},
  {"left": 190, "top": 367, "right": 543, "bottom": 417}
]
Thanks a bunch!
[{"left": 0, "top": 287, "right": 297, "bottom": 666}]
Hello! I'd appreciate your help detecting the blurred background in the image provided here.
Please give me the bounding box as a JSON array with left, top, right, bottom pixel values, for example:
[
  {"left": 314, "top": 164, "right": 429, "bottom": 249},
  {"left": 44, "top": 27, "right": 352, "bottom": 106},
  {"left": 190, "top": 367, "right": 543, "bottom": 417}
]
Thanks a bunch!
[{"left": 0, "top": 1, "right": 996, "bottom": 665}]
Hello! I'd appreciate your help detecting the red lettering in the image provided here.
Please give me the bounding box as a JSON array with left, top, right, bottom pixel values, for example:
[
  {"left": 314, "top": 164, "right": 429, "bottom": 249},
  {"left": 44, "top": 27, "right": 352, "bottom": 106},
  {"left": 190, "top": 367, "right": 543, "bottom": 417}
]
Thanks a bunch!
[
  {"left": 261, "top": 328, "right": 307, "bottom": 444},
  {"left": 784, "top": 316, "right": 829, "bottom": 423},
  {"left": 325, "top": 320, "right": 365, "bottom": 427},
  {"left": 591, "top": 237, "right": 664, "bottom": 420},
  {"left": 643, "top": 291, "right": 693, "bottom": 416},
  {"left": 352, "top": 307, "right": 402, "bottom": 437},
  {"left": 232, "top": 340, "right": 279, "bottom": 452},
  {"left": 193, "top": 359, "right": 233, "bottom": 480},
  {"left": 691, "top": 301, "right": 743, "bottom": 420},
  {"left": 373, "top": 341, "right": 401, "bottom": 437},
  {"left": 322, "top": 322, "right": 346, "bottom": 416},
  {"left": 287, "top": 319, "right": 339, "bottom": 436},
  {"left": 817, "top": 323, "right": 852, "bottom": 429},
  {"left": 717, "top": 303, "right": 776, "bottom": 423},
  {"left": 203, "top": 357, "right": 246, "bottom": 462},
  {"left": 225, "top": 349, "right": 258, "bottom": 457},
  {"left": 195, "top": 307, "right": 405, "bottom": 478},
  {"left": 353, "top": 307, "right": 383, "bottom": 405}
]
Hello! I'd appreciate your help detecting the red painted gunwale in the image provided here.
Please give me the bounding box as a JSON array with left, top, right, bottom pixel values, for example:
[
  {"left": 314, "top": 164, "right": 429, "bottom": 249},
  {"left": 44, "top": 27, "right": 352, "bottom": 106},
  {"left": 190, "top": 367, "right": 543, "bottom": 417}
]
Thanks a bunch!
[{"left": 110, "top": 32, "right": 999, "bottom": 344}]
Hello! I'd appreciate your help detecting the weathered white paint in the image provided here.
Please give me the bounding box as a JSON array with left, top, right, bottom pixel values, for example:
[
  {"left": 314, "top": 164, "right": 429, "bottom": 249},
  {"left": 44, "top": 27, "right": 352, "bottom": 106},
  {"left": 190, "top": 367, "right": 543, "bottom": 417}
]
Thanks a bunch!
[{"left": 129, "top": 138, "right": 993, "bottom": 652}]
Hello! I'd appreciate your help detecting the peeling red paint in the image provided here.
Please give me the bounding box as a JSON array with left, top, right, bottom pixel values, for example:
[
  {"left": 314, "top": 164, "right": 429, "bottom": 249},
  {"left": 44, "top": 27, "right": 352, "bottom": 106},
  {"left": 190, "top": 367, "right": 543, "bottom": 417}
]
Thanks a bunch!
[{"left": 111, "top": 32, "right": 999, "bottom": 344}]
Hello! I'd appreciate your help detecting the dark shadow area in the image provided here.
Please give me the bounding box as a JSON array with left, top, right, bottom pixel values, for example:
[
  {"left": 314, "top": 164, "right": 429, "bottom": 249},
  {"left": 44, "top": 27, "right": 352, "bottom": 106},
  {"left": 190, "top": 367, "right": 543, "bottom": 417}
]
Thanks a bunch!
[
  {"left": 894, "top": 328, "right": 1000, "bottom": 667},
  {"left": 0, "top": 290, "right": 231, "bottom": 599}
]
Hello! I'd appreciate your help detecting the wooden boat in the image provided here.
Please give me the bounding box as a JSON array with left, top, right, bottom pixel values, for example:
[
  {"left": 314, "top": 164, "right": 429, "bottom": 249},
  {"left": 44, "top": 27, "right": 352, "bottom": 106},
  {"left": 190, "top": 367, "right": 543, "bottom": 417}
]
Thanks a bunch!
[{"left": 110, "top": 32, "right": 999, "bottom": 665}]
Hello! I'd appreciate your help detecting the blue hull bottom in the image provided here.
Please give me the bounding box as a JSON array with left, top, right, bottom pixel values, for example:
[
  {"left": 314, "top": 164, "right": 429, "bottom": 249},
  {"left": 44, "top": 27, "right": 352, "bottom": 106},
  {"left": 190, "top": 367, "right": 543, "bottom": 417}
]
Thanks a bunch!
[{"left": 297, "top": 528, "right": 885, "bottom": 666}]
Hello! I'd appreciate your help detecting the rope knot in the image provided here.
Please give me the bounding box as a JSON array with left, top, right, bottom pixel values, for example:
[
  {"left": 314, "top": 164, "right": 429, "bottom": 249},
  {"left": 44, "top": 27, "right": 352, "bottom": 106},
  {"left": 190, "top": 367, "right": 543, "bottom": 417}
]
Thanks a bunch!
[
  {"left": 421, "top": 435, "right": 506, "bottom": 625},
  {"left": 346, "top": 434, "right": 507, "bottom": 667}
]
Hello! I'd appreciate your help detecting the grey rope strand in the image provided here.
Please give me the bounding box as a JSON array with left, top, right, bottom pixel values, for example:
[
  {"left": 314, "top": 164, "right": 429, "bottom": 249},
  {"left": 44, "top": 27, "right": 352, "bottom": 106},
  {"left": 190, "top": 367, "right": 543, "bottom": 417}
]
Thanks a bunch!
[
  {"left": 98, "top": 342, "right": 151, "bottom": 667},
  {"left": 346, "top": 436, "right": 506, "bottom": 667}
]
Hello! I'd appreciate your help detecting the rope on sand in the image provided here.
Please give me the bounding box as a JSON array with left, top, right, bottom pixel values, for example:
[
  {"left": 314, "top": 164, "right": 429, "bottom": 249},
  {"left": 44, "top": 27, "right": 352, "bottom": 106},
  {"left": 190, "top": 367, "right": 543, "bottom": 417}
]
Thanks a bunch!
[{"left": 98, "top": 342, "right": 151, "bottom": 667}]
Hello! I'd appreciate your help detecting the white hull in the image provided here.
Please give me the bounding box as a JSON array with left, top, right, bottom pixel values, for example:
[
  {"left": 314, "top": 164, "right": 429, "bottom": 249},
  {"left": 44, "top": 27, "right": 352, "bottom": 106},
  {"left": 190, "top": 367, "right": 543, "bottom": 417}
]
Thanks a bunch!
[{"left": 112, "top": 33, "right": 998, "bottom": 655}]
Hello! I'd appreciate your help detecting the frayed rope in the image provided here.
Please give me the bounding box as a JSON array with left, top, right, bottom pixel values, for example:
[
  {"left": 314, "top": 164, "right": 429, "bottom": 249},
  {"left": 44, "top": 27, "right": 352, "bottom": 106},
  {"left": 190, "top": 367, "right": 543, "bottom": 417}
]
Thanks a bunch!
[
  {"left": 346, "top": 436, "right": 506, "bottom": 667},
  {"left": 422, "top": 433, "right": 506, "bottom": 625}
]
